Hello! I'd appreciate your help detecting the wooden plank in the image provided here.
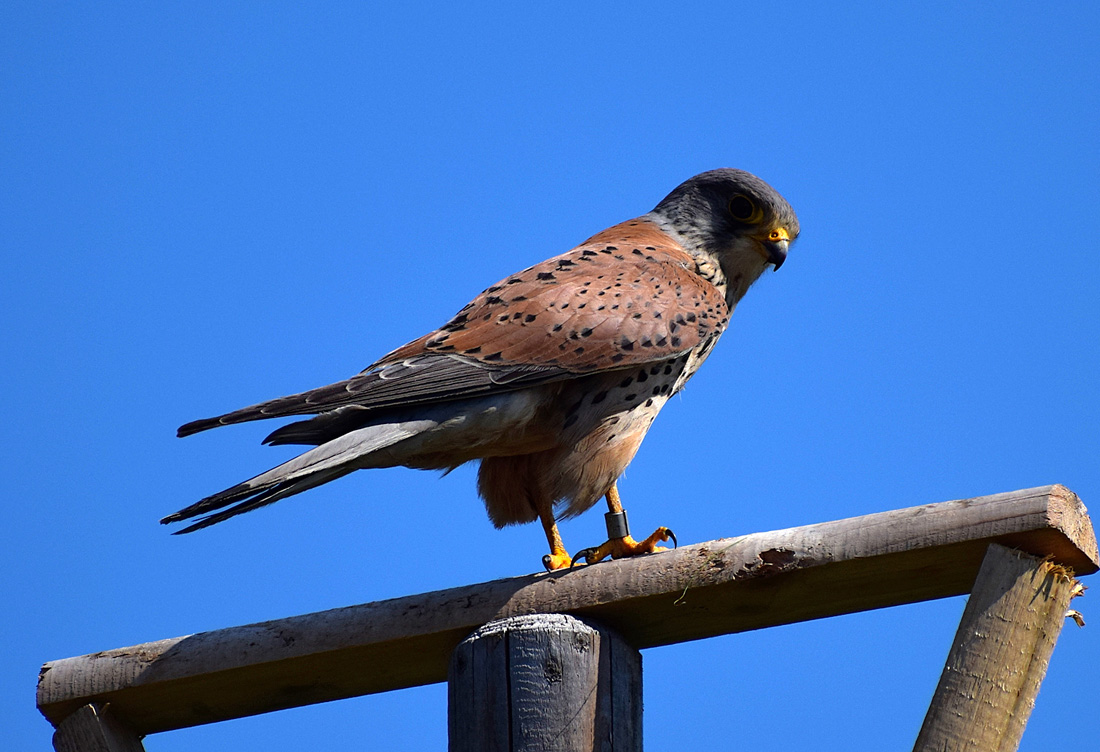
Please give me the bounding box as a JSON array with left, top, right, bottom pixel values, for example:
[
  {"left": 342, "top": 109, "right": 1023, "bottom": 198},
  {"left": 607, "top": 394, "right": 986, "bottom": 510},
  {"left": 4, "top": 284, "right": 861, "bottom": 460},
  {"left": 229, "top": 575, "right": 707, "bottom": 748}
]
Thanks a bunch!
[
  {"left": 448, "top": 614, "right": 642, "bottom": 751},
  {"left": 37, "top": 485, "right": 1097, "bottom": 735},
  {"left": 913, "top": 543, "right": 1082, "bottom": 751},
  {"left": 52, "top": 703, "right": 145, "bottom": 752}
]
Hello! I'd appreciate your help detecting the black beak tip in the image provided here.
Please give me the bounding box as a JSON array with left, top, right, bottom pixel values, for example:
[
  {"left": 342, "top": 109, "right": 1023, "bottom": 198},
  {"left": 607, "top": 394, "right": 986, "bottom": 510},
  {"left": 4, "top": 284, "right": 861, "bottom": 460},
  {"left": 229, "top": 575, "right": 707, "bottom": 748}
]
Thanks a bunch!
[{"left": 765, "top": 240, "right": 789, "bottom": 269}]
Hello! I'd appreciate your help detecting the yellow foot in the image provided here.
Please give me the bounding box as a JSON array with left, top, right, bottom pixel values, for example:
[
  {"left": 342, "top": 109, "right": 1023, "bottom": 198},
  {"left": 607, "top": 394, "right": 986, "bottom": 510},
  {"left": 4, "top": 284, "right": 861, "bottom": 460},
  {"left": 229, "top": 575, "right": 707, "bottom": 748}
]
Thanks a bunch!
[
  {"left": 571, "top": 527, "right": 677, "bottom": 566},
  {"left": 542, "top": 550, "right": 575, "bottom": 571}
]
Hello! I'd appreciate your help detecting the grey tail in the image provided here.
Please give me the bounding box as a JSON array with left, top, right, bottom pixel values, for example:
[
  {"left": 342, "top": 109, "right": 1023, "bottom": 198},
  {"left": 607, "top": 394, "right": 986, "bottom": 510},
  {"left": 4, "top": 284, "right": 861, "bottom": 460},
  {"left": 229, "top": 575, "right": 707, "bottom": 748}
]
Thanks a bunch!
[
  {"left": 164, "top": 418, "right": 437, "bottom": 532},
  {"left": 161, "top": 467, "right": 353, "bottom": 533}
]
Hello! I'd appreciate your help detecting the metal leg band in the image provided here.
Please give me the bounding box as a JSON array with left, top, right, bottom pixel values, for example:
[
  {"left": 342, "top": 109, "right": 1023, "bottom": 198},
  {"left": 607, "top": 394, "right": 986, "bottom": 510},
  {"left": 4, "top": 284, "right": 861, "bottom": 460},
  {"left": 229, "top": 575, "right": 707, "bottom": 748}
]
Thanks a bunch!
[{"left": 604, "top": 509, "right": 630, "bottom": 540}]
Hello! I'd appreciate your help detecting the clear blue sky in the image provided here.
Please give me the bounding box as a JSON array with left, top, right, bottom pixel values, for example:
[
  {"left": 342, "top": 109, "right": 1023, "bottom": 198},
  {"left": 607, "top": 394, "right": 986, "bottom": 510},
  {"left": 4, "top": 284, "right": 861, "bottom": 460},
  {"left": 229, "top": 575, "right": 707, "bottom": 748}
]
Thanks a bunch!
[{"left": 3, "top": 2, "right": 1097, "bottom": 749}]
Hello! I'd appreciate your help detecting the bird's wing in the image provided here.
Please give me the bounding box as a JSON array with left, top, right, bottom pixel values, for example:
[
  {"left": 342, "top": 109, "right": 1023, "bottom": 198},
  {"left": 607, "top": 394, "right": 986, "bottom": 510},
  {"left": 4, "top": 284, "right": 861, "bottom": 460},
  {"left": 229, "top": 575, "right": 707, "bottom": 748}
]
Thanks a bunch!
[
  {"left": 176, "top": 353, "right": 566, "bottom": 438},
  {"left": 178, "top": 219, "right": 729, "bottom": 438}
]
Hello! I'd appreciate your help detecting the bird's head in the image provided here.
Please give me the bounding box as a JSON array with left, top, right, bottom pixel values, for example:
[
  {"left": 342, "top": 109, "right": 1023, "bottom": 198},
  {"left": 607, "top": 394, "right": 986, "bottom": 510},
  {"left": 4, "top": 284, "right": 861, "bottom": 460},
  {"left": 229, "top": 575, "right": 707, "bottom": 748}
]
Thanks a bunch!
[{"left": 648, "top": 168, "right": 800, "bottom": 303}]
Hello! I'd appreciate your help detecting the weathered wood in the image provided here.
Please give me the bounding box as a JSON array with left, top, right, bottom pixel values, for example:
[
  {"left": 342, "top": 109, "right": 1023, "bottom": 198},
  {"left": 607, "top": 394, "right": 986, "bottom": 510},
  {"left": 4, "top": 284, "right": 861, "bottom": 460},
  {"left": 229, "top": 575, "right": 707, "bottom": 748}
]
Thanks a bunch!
[
  {"left": 913, "top": 543, "right": 1081, "bottom": 752},
  {"left": 52, "top": 704, "right": 145, "bottom": 752},
  {"left": 448, "top": 614, "right": 641, "bottom": 752},
  {"left": 37, "top": 485, "right": 1096, "bottom": 735}
]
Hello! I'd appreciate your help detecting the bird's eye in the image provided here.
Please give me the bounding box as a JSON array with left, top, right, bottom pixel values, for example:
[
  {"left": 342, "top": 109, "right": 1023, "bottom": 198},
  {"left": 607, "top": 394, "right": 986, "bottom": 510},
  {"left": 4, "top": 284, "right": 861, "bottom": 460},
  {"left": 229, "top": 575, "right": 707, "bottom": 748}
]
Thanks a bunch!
[{"left": 728, "top": 194, "right": 760, "bottom": 222}]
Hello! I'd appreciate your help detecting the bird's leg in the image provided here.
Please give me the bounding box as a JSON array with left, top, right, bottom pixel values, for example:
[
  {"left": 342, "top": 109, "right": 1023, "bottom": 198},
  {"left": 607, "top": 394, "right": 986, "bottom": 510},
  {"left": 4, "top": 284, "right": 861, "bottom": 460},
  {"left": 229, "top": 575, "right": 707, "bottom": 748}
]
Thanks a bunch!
[
  {"left": 571, "top": 482, "right": 676, "bottom": 566},
  {"left": 606, "top": 482, "right": 625, "bottom": 514},
  {"left": 539, "top": 503, "right": 573, "bottom": 572}
]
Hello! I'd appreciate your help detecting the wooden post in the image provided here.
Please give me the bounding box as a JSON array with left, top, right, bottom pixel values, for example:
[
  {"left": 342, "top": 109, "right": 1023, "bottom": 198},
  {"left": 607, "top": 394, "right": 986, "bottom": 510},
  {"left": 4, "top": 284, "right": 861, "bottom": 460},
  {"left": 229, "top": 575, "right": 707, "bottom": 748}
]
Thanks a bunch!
[
  {"left": 448, "top": 614, "right": 642, "bottom": 752},
  {"left": 52, "top": 703, "right": 145, "bottom": 752},
  {"left": 914, "top": 543, "right": 1082, "bottom": 751}
]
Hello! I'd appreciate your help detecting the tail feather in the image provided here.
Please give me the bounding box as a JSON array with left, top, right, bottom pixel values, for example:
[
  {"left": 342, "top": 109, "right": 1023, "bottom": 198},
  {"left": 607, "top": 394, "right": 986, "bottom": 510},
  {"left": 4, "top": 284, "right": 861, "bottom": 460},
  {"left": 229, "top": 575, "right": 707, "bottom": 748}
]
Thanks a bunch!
[
  {"left": 163, "top": 418, "right": 438, "bottom": 530},
  {"left": 168, "top": 468, "right": 352, "bottom": 534}
]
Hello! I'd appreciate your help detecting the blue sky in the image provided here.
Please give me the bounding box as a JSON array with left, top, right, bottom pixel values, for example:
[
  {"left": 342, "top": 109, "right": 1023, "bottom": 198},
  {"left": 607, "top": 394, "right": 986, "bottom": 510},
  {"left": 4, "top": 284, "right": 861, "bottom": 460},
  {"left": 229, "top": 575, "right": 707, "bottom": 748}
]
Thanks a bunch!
[{"left": 3, "top": 2, "right": 1097, "bottom": 749}]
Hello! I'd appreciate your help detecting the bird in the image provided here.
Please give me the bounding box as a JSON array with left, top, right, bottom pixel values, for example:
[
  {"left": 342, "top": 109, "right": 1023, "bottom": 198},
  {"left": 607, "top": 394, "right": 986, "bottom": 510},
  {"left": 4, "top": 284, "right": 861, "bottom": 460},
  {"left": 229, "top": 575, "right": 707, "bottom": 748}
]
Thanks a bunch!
[{"left": 165, "top": 168, "right": 800, "bottom": 570}]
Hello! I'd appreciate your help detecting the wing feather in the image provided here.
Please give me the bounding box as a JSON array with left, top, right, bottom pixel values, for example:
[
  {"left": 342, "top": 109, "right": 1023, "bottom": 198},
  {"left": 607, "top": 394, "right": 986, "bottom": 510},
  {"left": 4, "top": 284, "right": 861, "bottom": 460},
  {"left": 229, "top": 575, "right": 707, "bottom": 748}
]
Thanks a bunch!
[{"left": 178, "top": 218, "right": 729, "bottom": 438}]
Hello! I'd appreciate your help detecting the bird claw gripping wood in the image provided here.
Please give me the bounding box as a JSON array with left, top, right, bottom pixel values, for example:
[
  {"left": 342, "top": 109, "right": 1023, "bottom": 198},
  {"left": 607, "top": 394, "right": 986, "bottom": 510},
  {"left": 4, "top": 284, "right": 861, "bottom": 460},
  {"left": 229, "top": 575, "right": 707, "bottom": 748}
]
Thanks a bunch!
[
  {"left": 569, "top": 509, "right": 678, "bottom": 567},
  {"left": 542, "top": 551, "right": 573, "bottom": 572}
]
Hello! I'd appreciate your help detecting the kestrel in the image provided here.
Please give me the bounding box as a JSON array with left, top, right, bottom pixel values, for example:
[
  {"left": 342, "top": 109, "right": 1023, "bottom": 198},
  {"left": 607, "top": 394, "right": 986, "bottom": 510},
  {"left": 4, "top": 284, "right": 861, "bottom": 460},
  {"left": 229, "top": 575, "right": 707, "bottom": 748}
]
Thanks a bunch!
[{"left": 165, "top": 169, "right": 800, "bottom": 570}]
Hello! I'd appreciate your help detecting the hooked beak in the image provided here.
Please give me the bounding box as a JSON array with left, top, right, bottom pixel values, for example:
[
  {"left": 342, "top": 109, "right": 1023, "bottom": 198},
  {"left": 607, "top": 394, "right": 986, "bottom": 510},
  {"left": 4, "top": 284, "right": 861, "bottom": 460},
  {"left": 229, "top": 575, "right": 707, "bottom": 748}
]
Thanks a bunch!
[{"left": 761, "top": 227, "right": 791, "bottom": 270}]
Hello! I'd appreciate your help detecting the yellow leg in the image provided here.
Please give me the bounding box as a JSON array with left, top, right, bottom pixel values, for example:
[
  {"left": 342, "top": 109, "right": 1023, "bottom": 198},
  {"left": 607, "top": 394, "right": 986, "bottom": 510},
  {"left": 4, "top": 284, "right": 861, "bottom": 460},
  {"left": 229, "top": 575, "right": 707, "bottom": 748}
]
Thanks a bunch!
[
  {"left": 606, "top": 483, "right": 625, "bottom": 514},
  {"left": 539, "top": 505, "right": 573, "bottom": 571}
]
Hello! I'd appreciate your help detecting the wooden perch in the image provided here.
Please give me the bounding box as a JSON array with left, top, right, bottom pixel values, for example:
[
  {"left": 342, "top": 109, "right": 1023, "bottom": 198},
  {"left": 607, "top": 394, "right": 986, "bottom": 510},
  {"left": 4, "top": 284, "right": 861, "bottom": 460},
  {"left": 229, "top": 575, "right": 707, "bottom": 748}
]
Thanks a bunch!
[{"left": 37, "top": 484, "right": 1096, "bottom": 736}]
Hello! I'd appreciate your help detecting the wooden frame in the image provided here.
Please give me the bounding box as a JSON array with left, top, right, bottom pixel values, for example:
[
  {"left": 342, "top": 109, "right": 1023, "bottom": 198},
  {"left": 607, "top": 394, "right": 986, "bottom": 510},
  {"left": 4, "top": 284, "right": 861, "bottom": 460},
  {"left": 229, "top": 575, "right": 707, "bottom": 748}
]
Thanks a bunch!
[{"left": 37, "top": 485, "right": 1096, "bottom": 749}]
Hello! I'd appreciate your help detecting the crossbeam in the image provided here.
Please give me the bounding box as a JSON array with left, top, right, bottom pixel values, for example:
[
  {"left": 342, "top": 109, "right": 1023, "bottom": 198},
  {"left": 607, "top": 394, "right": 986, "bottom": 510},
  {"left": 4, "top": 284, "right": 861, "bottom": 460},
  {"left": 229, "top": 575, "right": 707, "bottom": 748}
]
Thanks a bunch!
[{"left": 37, "top": 485, "right": 1096, "bottom": 736}]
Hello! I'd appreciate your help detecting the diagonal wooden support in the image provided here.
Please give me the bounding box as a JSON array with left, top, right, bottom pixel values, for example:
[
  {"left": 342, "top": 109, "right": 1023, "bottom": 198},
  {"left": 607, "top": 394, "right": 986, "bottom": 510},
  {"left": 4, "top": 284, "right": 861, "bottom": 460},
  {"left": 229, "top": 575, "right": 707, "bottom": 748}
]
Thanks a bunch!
[
  {"left": 37, "top": 485, "right": 1096, "bottom": 737},
  {"left": 51, "top": 703, "right": 145, "bottom": 752},
  {"left": 914, "top": 543, "right": 1083, "bottom": 752}
]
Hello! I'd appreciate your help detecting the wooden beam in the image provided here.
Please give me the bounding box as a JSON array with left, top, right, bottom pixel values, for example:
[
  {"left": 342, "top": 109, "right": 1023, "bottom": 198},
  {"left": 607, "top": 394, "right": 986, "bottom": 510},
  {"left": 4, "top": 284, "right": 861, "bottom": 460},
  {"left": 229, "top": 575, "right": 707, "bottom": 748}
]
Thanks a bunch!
[
  {"left": 37, "top": 485, "right": 1096, "bottom": 736},
  {"left": 913, "top": 543, "right": 1082, "bottom": 751}
]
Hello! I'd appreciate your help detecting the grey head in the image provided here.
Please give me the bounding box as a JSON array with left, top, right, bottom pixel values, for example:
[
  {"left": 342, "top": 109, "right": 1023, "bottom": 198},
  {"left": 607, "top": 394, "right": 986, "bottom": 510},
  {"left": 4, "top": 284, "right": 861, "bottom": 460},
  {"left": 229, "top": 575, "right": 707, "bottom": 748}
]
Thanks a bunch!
[{"left": 647, "top": 168, "right": 800, "bottom": 305}]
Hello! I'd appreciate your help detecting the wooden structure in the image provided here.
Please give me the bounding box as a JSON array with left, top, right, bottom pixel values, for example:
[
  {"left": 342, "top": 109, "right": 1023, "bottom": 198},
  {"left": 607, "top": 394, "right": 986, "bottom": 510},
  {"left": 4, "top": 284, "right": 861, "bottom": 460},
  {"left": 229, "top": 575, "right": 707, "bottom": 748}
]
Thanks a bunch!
[{"left": 38, "top": 485, "right": 1096, "bottom": 750}]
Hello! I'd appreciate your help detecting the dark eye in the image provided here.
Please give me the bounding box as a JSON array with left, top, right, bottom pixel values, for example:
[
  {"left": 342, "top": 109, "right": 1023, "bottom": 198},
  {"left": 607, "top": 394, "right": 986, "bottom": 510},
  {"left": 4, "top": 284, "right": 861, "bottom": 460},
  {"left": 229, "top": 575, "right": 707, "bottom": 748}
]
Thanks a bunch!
[{"left": 728, "top": 194, "right": 758, "bottom": 221}]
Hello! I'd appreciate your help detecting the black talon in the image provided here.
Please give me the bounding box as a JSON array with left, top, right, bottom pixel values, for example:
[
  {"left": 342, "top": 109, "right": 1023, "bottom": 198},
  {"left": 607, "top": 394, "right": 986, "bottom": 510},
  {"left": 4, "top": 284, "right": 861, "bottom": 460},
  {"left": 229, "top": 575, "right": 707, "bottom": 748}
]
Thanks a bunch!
[
  {"left": 571, "top": 548, "right": 597, "bottom": 567},
  {"left": 542, "top": 554, "right": 555, "bottom": 572},
  {"left": 667, "top": 529, "right": 677, "bottom": 549}
]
